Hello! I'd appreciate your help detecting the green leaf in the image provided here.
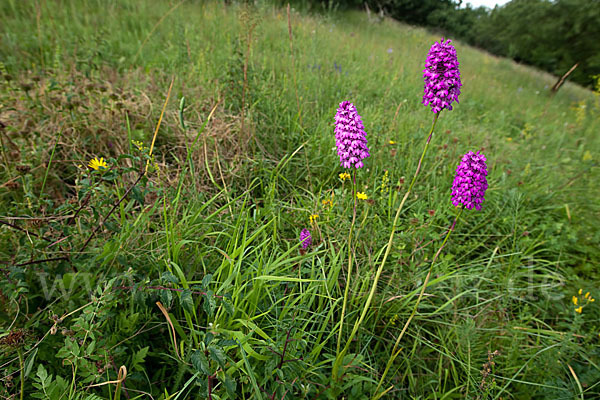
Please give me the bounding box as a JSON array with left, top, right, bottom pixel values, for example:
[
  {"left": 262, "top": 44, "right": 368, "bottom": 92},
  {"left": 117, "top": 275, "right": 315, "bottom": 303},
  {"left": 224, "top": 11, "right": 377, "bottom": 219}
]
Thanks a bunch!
[
  {"left": 223, "top": 374, "right": 237, "bottom": 397},
  {"left": 56, "top": 345, "right": 71, "bottom": 359},
  {"left": 85, "top": 340, "right": 96, "bottom": 355},
  {"left": 24, "top": 348, "right": 38, "bottom": 378},
  {"left": 208, "top": 345, "right": 226, "bottom": 368},
  {"left": 161, "top": 271, "right": 179, "bottom": 284},
  {"left": 180, "top": 289, "right": 194, "bottom": 314},
  {"left": 191, "top": 350, "right": 211, "bottom": 375},
  {"left": 101, "top": 171, "right": 119, "bottom": 181},
  {"left": 36, "top": 363, "right": 48, "bottom": 383},
  {"left": 132, "top": 346, "right": 149, "bottom": 371},
  {"left": 203, "top": 290, "right": 216, "bottom": 316},
  {"left": 204, "top": 331, "right": 214, "bottom": 346},
  {"left": 201, "top": 274, "right": 212, "bottom": 289},
  {"left": 159, "top": 289, "right": 173, "bottom": 308},
  {"left": 223, "top": 297, "right": 234, "bottom": 316}
]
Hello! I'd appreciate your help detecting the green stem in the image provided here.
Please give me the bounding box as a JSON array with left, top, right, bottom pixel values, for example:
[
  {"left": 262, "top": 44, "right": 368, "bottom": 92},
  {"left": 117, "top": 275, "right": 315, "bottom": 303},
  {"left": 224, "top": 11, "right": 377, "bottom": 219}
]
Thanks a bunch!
[
  {"left": 18, "top": 348, "right": 24, "bottom": 400},
  {"left": 372, "top": 206, "right": 464, "bottom": 398},
  {"left": 332, "top": 112, "right": 440, "bottom": 381},
  {"left": 337, "top": 169, "right": 358, "bottom": 354},
  {"left": 39, "top": 129, "right": 62, "bottom": 199}
]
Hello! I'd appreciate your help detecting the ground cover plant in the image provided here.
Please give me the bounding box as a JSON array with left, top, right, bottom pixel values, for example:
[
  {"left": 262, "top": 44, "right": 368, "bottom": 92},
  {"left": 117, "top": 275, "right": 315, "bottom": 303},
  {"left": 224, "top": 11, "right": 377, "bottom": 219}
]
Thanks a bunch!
[{"left": 1, "top": 1, "right": 599, "bottom": 399}]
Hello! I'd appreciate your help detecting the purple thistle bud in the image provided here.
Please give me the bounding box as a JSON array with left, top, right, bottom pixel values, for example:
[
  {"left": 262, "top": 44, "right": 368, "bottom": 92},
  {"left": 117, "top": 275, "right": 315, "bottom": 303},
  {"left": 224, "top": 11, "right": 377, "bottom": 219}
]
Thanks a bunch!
[
  {"left": 334, "top": 101, "right": 370, "bottom": 169},
  {"left": 423, "top": 39, "right": 462, "bottom": 114},
  {"left": 451, "top": 151, "right": 488, "bottom": 211},
  {"left": 300, "top": 228, "right": 312, "bottom": 249}
]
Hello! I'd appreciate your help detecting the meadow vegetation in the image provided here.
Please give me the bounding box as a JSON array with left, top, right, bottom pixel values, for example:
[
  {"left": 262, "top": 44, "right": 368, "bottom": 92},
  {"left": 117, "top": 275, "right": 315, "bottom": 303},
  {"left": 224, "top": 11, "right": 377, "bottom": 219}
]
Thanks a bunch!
[{"left": 0, "top": 1, "right": 599, "bottom": 399}]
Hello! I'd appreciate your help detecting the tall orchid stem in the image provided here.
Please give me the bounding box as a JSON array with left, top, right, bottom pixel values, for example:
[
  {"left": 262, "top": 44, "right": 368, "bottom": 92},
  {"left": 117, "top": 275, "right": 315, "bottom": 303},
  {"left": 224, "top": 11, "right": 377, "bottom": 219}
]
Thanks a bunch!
[
  {"left": 373, "top": 206, "right": 464, "bottom": 398},
  {"left": 337, "top": 169, "right": 358, "bottom": 354},
  {"left": 332, "top": 113, "right": 441, "bottom": 381}
]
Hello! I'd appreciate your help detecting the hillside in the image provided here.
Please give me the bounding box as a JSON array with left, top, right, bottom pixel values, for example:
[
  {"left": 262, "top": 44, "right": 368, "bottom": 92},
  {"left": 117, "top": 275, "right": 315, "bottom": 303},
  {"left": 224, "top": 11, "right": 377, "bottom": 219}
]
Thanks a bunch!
[{"left": 1, "top": 1, "right": 599, "bottom": 399}]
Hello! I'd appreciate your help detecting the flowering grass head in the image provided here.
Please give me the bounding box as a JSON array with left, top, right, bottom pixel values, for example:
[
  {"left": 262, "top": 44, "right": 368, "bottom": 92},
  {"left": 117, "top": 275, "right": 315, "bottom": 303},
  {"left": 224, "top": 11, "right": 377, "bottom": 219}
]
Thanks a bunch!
[
  {"left": 451, "top": 151, "right": 488, "bottom": 210},
  {"left": 423, "top": 39, "right": 462, "bottom": 113},
  {"left": 300, "top": 228, "right": 312, "bottom": 249},
  {"left": 334, "top": 101, "right": 370, "bottom": 169}
]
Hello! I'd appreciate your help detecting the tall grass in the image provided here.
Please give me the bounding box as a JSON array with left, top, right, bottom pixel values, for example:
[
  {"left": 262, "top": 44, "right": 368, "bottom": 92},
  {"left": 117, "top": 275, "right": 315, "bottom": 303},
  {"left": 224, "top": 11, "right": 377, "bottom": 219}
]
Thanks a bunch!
[{"left": 0, "top": 1, "right": 598, "bottom": 399}]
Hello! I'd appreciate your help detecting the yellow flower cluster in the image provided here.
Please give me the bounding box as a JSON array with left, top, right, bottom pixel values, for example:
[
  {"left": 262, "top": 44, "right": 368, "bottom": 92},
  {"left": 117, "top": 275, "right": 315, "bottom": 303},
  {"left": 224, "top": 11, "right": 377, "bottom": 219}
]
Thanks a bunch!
[
  {"left": 309, "top": 214, "right": 319, "bottom": 224},
  {"left": 571, "top": 100, "right": 587, "bottom": 126},
  {"left": 594, "top": 74, "right": 600, "bottom": 112},
  {"left": 132, "top": 140, "right": 148, "bottom": 152},
  {"left": 521, "top": 122, "right": 533, "bottom": 140},
  {"left": 356, "top": 192, "right": 368, "bottom": 200},
  {"left": 339, "top": 172, "right": 351, "bottom": 181},
  {"left": 572, "top": 288, "right": 595, "bottom": 314},
  {"left": 380, "top": 170, "right": 389, "bottom": 193},
  {"left": 322, "top": 193, "right": 334, "bottom": 208}
]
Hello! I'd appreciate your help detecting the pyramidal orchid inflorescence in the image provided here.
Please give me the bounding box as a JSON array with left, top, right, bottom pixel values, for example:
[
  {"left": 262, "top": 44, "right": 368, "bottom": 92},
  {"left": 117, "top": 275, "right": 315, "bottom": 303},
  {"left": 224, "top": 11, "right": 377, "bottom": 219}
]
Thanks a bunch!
[
  {"left": 451, "top": 151, "right": 489, "bottom": 210},
  {"left": 300, "top": 228, "right": 312, "bottom": 249},
  {"left": 334, "top": 101, "right": 370, "bottom": 169},
  {"left": 423, "top": 39, "right": 462, "bottom": 113}
]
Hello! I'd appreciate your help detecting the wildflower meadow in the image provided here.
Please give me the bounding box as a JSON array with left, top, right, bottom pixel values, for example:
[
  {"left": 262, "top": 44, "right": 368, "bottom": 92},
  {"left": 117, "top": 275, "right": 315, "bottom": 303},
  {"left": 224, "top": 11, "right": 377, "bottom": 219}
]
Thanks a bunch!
[{"left": 1, "top": 1, "right": 599, "bottom": 399}]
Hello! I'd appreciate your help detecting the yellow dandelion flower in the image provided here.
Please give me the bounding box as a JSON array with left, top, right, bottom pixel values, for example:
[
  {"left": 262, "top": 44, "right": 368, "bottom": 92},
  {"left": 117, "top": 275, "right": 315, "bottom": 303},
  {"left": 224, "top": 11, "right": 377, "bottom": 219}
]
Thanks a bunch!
[
  {"left": 356, "top": 192, "right": 368, "bottom": 200},
  {"left": 88, "top": 157, "right": 108, "bottom": 171},
  {"left": 572, "top": 296, "right": 578, "bottom": 305},
  {"left": 309, "top": 214, "right": 319, "bottom": 224},
  {"left": 339, "top": 172, "right": 351, "bottom": 181},
  {"left": 575, "top": 306, "right": 583, "bottom": 314}
]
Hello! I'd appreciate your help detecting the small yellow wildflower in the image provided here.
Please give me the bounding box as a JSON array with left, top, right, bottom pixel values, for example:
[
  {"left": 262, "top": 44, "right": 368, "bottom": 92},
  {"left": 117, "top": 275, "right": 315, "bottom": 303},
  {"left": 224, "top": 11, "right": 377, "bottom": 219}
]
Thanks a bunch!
[
  {"left": 322, "top": 198, "right": 333, "bottom": 208},
  {"left": 585, "top": 292, "right": 590, "bottom": 299},
  {"left": 583, "top": 151, "right": 592, "bottom": 161},
  {"left": 339, "top": 172, "right": 351, "bottom": 181},
  {"left": 572, "top": 296, "right": 578, "bottom": 305},
  {"left": 521, "top": 122, "right": 533, "bottom": 140},
  {"left": 356, "top": 192, "right": 368, "bottom": 200},
  {"left": 132, "top": 140, "right": 147, "bottom": 151},
  {"left": 380, "top": 170, "right": 389, "bottom": 193},
  {"left": 389, "top": 140, "right": 396, "bottom": 145},
  {"left": 88, "top": 157, "right": 108, "bottom": 171},
  {"left": 309, "top": 214, "right": 319, "bottom": 224},
  {"left": 575, "top": 306, "right": 583, "bottom": 314},
  {"left": 579, "top": 288, "right": 583, "bottom": 295},
  {"left": 506, "top": 137, "right": 513, "bottom": 142}
]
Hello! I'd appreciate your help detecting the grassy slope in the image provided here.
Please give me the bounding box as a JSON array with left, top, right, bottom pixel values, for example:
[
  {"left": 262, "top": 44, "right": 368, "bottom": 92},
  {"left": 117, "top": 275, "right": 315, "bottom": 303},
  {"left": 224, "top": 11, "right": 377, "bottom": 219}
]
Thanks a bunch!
[{"left": 1, "top": 1, "right": 599, "bottom": 399}]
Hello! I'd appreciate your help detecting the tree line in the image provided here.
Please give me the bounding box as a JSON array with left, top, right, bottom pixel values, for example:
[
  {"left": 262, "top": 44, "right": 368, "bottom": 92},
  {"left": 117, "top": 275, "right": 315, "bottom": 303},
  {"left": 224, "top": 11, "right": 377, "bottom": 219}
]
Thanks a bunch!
[{"left": 287, "top": 0, "right": 600, "bottom": 88}]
